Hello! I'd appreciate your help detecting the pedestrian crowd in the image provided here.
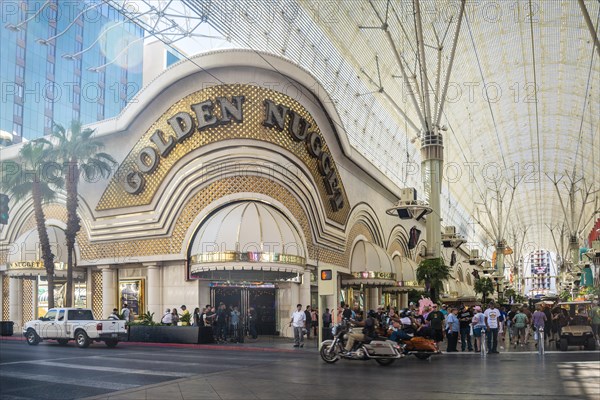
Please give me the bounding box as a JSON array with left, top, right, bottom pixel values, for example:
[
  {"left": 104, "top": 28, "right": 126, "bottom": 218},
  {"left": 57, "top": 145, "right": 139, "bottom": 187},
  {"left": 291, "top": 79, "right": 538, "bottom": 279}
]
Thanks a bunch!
[
  {"left": 160, "top": 303, "right": 258, "bottom": 343},
  {"left": 316, "top": 299, "right": 600, "bottom": 354}
]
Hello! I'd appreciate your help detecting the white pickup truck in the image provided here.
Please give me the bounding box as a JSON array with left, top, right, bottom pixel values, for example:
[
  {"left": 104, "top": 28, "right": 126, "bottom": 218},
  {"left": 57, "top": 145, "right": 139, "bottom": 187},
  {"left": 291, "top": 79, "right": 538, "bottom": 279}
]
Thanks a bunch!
[{"left": 23, "top": 308, "right": 128, "bottom": 348}]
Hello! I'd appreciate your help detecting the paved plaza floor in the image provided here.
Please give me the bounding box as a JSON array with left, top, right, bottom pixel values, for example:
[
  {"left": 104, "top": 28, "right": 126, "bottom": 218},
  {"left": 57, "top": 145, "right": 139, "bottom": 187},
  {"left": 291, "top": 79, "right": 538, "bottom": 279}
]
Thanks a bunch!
[{"left": 1, "top": 335, "right": 599, "bottom": 400}]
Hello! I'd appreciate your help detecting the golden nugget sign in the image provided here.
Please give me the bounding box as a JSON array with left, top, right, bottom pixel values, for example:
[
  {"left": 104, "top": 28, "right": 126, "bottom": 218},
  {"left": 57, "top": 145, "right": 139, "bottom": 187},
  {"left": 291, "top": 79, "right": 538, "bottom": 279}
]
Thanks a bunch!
[
  {"left": 8, "top": 261, "right": 65, "bottom": 270},
  {"left": 352, "top": 271, "right": 396, "bottom": 280},
  {"left": 122, "top": 95, "right": 344, "bottom": 211}
]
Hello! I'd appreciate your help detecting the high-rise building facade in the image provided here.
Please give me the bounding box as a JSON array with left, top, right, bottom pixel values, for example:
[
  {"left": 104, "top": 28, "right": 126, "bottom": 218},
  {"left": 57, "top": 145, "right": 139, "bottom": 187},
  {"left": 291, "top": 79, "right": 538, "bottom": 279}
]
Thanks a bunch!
[
  {"left": 524, "top": 249, "right": 558, "bottom": 297},
  {"left": 1, "top": 0, "right": 143, "bottom": 144}
]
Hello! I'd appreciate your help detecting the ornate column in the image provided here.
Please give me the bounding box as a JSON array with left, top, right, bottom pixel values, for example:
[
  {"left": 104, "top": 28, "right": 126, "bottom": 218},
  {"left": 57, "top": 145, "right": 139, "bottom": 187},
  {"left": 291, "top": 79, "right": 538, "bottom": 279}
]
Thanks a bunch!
[
  {"left": 278, "top": 282, "right": 296, "bottom": 337},
  {"left": 300, "top": 268, "right": 311, "bottom": 308},
  {"left": 368, "top": 287, "right": 379, "bottom": 311},
  {"left": 9, "top": 277, "right": 22, "bottom": 327},
  {"left": 400, "top": 292, "right": 409, "bottom": 309},
  {"left": 145, "top": 263, "right": 162, "bottom": 318},
  {"left": 31, "top": 279, "right": 38, "bottom": 319},
  {"left": 198, "top": 279, "right": 210, "bottom": 309},
  {"left": 99, "top": 266, "right": 116, "bottom": 319}
]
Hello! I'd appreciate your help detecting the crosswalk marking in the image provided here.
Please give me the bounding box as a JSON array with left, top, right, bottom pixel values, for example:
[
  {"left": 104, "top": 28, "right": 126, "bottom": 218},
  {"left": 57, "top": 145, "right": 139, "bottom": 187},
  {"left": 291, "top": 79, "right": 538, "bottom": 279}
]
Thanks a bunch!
[
  {"left": 0, "top": 371, "right": 138, "bottom": 391},
  {"left": 24, "top": 360, "right": 197, "bottom": 377}
]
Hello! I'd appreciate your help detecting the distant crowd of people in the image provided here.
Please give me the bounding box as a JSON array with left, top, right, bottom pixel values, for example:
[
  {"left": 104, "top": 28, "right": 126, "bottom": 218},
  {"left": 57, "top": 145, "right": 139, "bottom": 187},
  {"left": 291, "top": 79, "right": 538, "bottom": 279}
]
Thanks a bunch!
[
  {"left": 160, "top": 303, "right": 258, "bottom": 342},
  {"left": 320, "top": 299, "right": 600, "bottom": 353}
]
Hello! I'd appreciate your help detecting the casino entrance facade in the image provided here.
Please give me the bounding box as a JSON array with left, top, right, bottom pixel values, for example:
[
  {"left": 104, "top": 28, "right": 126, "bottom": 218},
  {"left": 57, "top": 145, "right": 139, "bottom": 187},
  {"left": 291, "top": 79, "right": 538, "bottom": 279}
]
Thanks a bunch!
[{"left": 0, "top": 50, "right": 475, "bottom": 332}]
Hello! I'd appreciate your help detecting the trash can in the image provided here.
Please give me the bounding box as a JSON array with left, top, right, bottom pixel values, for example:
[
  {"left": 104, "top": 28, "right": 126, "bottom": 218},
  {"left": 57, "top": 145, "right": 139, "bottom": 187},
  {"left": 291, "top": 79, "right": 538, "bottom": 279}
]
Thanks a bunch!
[{"left": 0, "top": 321, "right": 14, "bottom": 336}]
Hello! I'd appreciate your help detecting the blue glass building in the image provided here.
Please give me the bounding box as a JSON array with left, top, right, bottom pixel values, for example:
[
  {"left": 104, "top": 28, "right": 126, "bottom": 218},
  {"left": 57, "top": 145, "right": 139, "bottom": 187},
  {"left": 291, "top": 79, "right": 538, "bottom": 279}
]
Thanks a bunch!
[{"left": 1, "top": 0, "right": 143, "bottom": 143}]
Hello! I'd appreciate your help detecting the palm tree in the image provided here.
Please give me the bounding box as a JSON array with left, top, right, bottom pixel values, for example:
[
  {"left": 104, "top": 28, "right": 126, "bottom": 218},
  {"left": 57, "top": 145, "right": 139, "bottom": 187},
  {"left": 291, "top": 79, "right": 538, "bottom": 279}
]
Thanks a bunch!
[
  {"left": 474, "top": 277, "right": 495, "bottom": 304},
  {"left": 50, "top": 121, "right": 116, "bottom": 307},
  {"left": 416, "top": 257, "right": 451, "bottom": 303},
  {"left": 0, "top": 141, "right": 63, "bottom": 308}
]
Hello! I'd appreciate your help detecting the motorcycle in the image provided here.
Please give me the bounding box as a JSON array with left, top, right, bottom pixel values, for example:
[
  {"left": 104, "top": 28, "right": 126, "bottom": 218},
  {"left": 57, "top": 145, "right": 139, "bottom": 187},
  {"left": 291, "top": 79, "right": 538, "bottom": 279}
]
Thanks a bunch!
[{"left": 320, "top": 320, "right": 403, "bottom": 366}]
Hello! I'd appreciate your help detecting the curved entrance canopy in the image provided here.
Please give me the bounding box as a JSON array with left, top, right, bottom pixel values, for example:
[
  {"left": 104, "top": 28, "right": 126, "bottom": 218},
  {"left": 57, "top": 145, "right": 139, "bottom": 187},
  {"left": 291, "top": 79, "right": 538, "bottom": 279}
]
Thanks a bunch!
[
  {"left": 189, "top": 201, "right": 306, "bottom": 281},
  {"left": 4, "top": 226, "right": 82, "bottom": 279},
  {"left": 343, "top": 240, "right": 396, "bottom": 287}
]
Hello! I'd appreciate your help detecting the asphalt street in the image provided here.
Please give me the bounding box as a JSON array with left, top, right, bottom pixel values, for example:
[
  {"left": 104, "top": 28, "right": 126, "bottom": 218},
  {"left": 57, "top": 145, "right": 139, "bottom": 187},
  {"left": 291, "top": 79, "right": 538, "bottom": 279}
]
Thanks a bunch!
[{"left": 1, "top": 338, "right": 599, "bottom": 400}]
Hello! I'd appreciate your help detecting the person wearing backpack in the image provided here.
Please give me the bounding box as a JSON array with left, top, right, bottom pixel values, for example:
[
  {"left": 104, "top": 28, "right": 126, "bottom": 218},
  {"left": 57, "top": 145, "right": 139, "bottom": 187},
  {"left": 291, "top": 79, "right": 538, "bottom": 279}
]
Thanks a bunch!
[{"left": 512, "top": 308, "right": 528, "bottom": 347}]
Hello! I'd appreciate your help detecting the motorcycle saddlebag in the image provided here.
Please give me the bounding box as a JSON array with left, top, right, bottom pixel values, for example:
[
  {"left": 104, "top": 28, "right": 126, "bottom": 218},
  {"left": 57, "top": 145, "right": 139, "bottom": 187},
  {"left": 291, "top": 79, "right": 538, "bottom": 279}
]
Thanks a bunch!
[{"left": 405, "top": 337, "right": 437, "bottom": 352}]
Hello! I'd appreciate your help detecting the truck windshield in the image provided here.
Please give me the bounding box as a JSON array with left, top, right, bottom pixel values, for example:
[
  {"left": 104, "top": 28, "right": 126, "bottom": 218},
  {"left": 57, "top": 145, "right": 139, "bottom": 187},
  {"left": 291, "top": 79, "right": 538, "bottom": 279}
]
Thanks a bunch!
[{"left": 67, "top": 310, "right": 95, "bottom": 320}]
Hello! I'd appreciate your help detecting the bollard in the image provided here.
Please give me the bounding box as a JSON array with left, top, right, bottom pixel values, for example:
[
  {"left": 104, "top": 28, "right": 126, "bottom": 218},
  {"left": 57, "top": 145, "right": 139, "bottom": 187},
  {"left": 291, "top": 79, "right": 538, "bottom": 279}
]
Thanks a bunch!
[
  {"left": 538, "top": 327, "right": 545, "bottom": 356},
  {"left": 481, "top": 328, "right": 487, "bottom": 357}
]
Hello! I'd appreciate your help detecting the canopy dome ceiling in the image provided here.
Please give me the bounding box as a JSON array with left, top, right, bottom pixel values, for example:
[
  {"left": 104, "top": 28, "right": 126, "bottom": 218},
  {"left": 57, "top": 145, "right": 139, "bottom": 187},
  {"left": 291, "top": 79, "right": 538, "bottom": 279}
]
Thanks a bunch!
[
  {"left": 189, "top": 201, "right": 305, "bottom": 258},
  {"left": 107, "top": 0, "right": 599, "bottom": 255},
  {"left": 8, "top": 226, "right": 69, "bottom": 264}
]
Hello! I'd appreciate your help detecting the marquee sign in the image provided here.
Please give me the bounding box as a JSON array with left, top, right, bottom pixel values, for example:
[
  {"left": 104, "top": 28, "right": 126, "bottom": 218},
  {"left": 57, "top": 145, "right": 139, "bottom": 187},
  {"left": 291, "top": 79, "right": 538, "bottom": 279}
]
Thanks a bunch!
[{"left": 98, "top": 84, "right": 348, "bottom": 219}]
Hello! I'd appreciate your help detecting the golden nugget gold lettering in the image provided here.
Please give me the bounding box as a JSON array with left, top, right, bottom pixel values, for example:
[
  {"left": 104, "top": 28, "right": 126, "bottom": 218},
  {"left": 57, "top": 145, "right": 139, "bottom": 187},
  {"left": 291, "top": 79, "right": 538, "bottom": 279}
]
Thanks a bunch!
[{"left": 122, "top": 94, "right": 344, "bottom": 211}]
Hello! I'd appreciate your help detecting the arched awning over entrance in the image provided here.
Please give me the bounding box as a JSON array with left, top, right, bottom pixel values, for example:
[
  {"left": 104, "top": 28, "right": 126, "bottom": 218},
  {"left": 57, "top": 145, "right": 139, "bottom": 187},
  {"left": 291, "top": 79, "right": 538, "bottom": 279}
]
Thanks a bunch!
[
  {"left": 189, "top": 201, "right": 306, "bottom": 281},
  {"left": 4, "top": 226, "right": 82, "bottom": 279},
  {"left": 384, "top": 255, "right": 423, "bottom": 292},
  {"left": 342, "top": 240, "right": 396, "bottom": 287}
]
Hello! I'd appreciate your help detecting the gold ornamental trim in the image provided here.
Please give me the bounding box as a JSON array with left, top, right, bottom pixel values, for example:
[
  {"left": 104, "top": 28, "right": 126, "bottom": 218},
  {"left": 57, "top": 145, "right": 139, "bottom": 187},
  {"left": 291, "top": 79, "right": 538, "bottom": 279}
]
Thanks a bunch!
[
  {"left": 351, "top": 271, "right": 396, "bottom": 280},
  {"left": 191, "top": 251, "right": 305, "bottom": 266},
  {"left": 8, "top": 261, "right": 66, "bottom": 270},
  {"left": 97, "top": 84, "right": 349, "bottom": 223}
]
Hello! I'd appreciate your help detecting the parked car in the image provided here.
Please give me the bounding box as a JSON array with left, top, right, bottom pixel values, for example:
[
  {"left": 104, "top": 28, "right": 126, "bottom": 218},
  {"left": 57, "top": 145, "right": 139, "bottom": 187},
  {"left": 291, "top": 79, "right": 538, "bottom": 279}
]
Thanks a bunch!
[
  {"left": 555, "top": 301, "right": 596, "bottom": 351},
  {"left": 23, "top": 308, "right": 128, "bottom": 348}
]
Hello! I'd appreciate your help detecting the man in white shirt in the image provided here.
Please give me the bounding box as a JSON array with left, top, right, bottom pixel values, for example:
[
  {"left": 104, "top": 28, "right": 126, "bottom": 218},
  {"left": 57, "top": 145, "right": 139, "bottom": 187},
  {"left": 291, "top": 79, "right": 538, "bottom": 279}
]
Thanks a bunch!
[
  {"left": 161, "top": 308, "right": 173, "bottom": 325},
  {"left": 289, "top": 304, "right": 306, "bottom": 348},
  {"left": 121, "top": 304, "right": 131, "bottom": 322},
  {"left": 484, "top": 302, "right": 501, "bottom": 354}
]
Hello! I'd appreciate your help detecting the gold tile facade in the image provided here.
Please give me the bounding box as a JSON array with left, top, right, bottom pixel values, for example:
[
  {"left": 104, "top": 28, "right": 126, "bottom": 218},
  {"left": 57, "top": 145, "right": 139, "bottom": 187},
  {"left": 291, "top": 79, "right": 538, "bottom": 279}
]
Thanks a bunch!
[
  {"left": 388, "top": 239, "right": 406, "bottom": 257},
  {"left": 82, "top": 176, "right": 346, "bottom": 266},
  {"left": 91, "top": 270, "right": 103, "bottom": 319},
  {"left": 2, "top": 277, "right": 8, "bottom": 320},
  {"left": 22, "top": 279, "right": 33, "bottom": 323},
  {"left": 96, "top": 84, "right": 349, "bottom": 224}
]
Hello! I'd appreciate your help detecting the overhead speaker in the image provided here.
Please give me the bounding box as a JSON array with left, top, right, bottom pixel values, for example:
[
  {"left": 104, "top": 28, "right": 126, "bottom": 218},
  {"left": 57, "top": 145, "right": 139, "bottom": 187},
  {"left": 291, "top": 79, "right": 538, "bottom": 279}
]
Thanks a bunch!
[{"left": 397, "top": 209, "right": 412, "bottom": 219}]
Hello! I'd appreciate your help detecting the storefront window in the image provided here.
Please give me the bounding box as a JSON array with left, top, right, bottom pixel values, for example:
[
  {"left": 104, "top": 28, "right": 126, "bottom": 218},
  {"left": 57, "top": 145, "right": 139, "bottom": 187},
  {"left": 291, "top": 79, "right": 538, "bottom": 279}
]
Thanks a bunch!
[
  {"left": 74, "top": 283, "right": 87, "bottom": 308},
  {"left": 119, "top": 279, "right": 144, "bottom": 317},
  {"left": 37, "top": 277, "right": 88, "bottom": 316}
]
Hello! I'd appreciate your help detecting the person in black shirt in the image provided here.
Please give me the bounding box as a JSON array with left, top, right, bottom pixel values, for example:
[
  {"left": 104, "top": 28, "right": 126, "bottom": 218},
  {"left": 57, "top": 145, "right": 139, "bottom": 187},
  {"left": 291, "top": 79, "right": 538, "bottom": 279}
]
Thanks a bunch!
[
  {"left": 507, "top": 306, "right": 518, "bottom": 345},
  {"left": 426, "top": 304, "right": 445, "bottom": 343},
  {"left": 342, "top": 302, "right": 353, "bottom": 320},
  {"left": 322, "top": 308, "right": 332, "bottom": 328},
  {"left": 216, "top": 303, "right": 228, "bottom": 342},
  {"left": 248, "top": 307, "right": 257, "bottom": 339},
  {"left": 458, "top": 305, "right": 473, "bottom": 351},
  {"left": 345, "top": 310, "right": 376, "bottom": 353},
  {"left": 304, "top": 306, "right": 313, "bottom": 339}
]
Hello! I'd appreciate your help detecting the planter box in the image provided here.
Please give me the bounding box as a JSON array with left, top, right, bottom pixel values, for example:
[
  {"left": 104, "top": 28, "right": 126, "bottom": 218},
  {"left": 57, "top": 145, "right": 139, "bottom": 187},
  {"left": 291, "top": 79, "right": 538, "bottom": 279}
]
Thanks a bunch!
[
  {"left": 128, "top": 325, "right": 214, "bottom": 344},
  {"left": 1, "top": 321, "right": 14, "bottom": 336}
]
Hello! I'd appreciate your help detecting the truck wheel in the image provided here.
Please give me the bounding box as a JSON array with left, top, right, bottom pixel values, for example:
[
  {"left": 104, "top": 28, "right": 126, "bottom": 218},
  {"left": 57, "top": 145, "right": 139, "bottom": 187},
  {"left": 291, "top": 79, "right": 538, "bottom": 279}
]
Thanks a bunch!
[
  {"left": 25, "top": 329, "right": 39, "bottom": 346},
  {"left": 75, "top": 330, "right": 91, "bottom": 348},
  {"left": 559, "top": 339, "right": 568, "bottom": 351},
  {"left": 57, "top": 339, "right": 69, "bottom": 346},
  {"left": 105, "top": 340, "right": 118, "bottom": 348}
]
